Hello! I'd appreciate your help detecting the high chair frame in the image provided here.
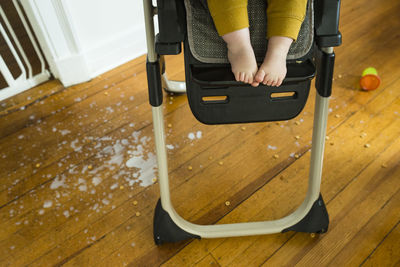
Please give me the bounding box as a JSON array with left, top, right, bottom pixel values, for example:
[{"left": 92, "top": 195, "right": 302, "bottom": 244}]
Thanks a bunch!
[{"left": 143, "top": 0, "right": 342, "bottom": 244}]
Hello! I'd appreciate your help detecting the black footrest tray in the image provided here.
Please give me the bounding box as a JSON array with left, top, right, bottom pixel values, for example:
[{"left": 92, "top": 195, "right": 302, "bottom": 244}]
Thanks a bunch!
[{"left": 186, "top": 60, "right": 315, "bottom": 125}]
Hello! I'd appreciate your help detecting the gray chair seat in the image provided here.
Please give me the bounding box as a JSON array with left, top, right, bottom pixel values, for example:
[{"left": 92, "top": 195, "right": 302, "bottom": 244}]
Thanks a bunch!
[{"left": 184, "top": 0, "right": 314, "bottom": 64}]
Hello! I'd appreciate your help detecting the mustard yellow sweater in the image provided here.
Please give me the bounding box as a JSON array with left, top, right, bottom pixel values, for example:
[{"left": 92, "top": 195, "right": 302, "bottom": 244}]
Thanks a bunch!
[{"left": 207, "top": 0, "right": 307, "bottom": 41}]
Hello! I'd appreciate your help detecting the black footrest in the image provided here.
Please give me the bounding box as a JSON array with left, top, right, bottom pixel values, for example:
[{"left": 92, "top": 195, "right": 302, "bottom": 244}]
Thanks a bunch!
[
  {"left": 186, "top": 60, "right": 315, "bottom": 124},
  {"left": 192, "top": 59, "right": 315, "bottom": 86}
]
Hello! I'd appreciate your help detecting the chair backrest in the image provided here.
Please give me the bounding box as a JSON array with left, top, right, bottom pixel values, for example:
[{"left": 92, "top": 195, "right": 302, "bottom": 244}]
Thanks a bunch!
[{"left": 184, "top": 0, "right": 314, "bottom": 64}]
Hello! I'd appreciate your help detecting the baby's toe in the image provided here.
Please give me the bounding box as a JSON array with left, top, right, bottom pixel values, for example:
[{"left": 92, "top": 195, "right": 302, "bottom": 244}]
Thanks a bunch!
[
  {"left": 236, "top": 72, "right": 242, "bottom": 82},
  {"left": 263, "top": 74, "right": 273, "bottom": 86},
  {"left": 276, "top": 77, "right": 283, "bottom": 87},
  {"left": 244, "top": 73, "right": 249, "bottom": 83},
  {"left": 240, "top": 72, "right": 247, "bottom": 82},
  {"left": 272, "top": 76, "right": 279, "bottom": 87},
  {"left": 255, "top": 70, "right": 265, "bottom": 83},
  {"left": 247, "top": 73, "right": 254, "bottom": 84},
  {"left": 234, "top": 72, "right": 240, "bottom": 82}
]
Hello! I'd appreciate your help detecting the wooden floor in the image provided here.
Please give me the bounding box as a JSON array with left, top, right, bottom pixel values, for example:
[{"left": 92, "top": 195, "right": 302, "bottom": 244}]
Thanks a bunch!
[{"left": 1, "top": 0, "right": 400, "bottom": 266}]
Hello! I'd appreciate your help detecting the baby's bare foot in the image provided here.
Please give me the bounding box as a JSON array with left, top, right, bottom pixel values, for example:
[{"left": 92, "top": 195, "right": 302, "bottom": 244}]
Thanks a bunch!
[
  {"left": 222, "top": 29, "right": 258, "bottom": 84},
  {"left": 227, "top": 43, "right": 258, "bottom": 84},
  {"left": 252, "top": 36, "right": 293, "bottom": 87},
  {"left": 253, "top": 52, "right": 287, "bottom": 87}
]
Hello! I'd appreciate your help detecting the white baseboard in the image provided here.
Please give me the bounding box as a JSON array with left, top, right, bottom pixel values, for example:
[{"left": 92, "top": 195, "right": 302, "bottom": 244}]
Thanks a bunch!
[
  {"left": 55, "top": 26, "right": 147, "bottom": 86},
  {"left": 53, "top": 53, "right": 91, "bottom": 87}
]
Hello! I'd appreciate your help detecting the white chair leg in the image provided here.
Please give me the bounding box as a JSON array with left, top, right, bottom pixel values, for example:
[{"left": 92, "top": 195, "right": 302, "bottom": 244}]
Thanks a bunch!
[{"left": 152, "top": 90, "right": 330, "bottom": 244}]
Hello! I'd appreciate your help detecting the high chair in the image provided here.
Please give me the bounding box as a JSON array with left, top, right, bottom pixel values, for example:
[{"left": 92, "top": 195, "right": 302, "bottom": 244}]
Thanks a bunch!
[{"left": 143, "top": 0, "right": 342, "bottom": 244}]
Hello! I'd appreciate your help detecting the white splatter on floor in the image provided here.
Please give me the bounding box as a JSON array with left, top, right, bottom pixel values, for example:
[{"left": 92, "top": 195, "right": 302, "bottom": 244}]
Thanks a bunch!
[
  {"left": 60, "top": 129, "right": 71, "bottom": 136},
  {"left": 43, "top": 200, "right": 53, "bottom": 208},
  {"left": 188, "top": 131, "right": 202, "bottom": 140},
  {"left": 92, "top": 177, "right": 102, "bottom": 186},
  {"left": 267, "top": 145, "right": 277, "bottom": 150},
  {"left": 71, "top": 139, "right": 82, "bottom": 152},
  {"left": 166, "top": 144, "right": 175, "bottom": 150},
  {"left": 125, "top": 152, "right": 157, "bottom": 187},
  {"left": 50, "top": 175, "right": 67, "bottom": 189}
]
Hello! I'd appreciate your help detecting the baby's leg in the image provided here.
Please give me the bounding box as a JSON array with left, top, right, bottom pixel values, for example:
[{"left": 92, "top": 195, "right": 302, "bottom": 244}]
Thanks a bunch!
[
  {"left": 222, "top": 28, "right": 258, "bottom": 83},
  {"left": 253, "top": 36, "right": 292, "bottom": 87},
  {"left": 252, "top": 0, "right": 307, "bottom": 87},
  {"left": 207, "top": 0, "right": 257, "bottom": 84}
]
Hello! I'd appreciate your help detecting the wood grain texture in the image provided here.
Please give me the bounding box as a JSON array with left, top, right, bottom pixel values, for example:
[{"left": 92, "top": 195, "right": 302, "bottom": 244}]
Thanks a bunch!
[{"left": 1, "top": 0, "right": 399, "bottom": 266}]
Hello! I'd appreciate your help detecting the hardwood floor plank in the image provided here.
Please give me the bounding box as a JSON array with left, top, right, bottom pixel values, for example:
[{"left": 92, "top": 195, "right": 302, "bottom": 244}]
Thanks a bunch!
[
  {"left": 361, "top": 222, "right": 400, "bottom": 267},
  {"left": 0, "top": 81, "right": 63, "bottom": 116},
  {"left": 327, "top": 190, "right": 400, "bottom": 267},
  {"left": 0, "top": 53, "right": 184, "bottom": 193},
  {"left": 0, "top": 55, "right": 147, "bottom": 136},
  {"left": 262, "top": 137, "right": 400, "bottom": 266},
  {"left": 193, "top": 254, "right": 221, "bottom": 267},
  {"left": 0, "top": 69, "right": 148, "bottom": 197},
  {"left": 0, "top": 57, "right": 186, "bottom": 210}
]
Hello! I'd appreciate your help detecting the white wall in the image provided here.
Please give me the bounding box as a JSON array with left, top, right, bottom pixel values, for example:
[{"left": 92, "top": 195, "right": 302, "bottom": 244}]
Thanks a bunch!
[
  {"left": 21, "top": 0, "right": 148, "bottom": 86},
  {"left": 65, "top": 0, "right": 147, "bottom": 77}
]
